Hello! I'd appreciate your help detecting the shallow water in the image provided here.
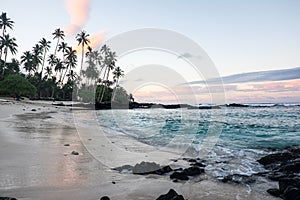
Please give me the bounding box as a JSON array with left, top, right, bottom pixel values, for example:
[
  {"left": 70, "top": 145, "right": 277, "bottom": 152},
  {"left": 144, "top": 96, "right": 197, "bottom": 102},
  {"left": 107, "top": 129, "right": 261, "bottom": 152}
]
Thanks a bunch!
[{"left": 95, "top": 105, "right": 300, "bottom": 178}]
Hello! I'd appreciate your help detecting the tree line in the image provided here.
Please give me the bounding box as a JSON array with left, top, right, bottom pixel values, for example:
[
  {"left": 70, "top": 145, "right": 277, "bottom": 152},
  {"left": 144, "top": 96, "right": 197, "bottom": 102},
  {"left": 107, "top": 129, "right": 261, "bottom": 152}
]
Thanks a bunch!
[{"left": 0, "top": 12, "right": 133, "bottom": 104}]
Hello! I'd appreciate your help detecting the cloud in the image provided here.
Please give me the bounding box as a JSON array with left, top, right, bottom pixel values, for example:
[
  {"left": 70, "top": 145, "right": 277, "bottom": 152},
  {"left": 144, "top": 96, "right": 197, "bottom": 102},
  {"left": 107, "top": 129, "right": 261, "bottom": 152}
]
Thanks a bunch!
[
  {"left": 64, "top": 0, "right": 90, "bottom": 36},
  {"left": 177, "top": 52, "right": 201, "bottom": 59},
  {"left": 189, "top": 67, "right": 300, "bottom": 85}
]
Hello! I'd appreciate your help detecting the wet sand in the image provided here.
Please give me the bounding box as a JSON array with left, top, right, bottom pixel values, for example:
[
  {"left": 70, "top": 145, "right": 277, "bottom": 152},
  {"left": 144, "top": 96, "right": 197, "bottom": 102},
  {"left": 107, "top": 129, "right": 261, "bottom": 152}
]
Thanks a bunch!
[{"left": 0, "top": 99, "right": 276, "bottom": 199}]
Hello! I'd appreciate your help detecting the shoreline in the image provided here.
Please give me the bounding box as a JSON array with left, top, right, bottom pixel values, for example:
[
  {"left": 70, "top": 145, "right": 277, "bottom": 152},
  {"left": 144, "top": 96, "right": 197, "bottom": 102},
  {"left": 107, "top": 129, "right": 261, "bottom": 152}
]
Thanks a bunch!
[{"left": 0, "top": 99, "right": 278, "bottom": 199}]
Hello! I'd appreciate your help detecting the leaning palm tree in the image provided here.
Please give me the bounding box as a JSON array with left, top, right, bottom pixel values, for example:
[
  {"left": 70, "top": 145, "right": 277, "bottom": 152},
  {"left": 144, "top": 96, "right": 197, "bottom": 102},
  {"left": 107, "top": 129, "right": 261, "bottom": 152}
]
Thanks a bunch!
[
  {"left": 0, "top": 34, "right": 17, "bottom": 77},
  {"left": 76, "top": 30, "right": 90, "bottom": 75},
  {"left": 52, "top": 28, "right": 64, "bottom": 56},
  {"left": 39, "top": 38, "right": 51, "bottom": 79}
]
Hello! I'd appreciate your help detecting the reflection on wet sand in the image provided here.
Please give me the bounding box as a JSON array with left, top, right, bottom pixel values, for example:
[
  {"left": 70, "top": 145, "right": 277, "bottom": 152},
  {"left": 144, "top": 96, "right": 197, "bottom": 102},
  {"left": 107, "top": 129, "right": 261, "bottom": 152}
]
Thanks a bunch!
[{"left": 1, "top": 111, "right": 95, "bottom": 190}]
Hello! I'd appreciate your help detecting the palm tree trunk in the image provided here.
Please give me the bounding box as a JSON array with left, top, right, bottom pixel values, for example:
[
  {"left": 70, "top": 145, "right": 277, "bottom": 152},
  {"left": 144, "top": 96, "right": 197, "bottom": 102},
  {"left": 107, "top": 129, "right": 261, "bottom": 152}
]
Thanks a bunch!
[
  {"left": 54, "top": 39, "right": 59, "bottom": 56},
  {"left": 80, "top": 43, "right": 84, "bottom": 76},
  {"left": 99, "top": 68, "right": 111, "bottom": 103},
  {"left": 112, "top": 79, "right": 119, "bottom": 101},
  {"left": 61, "top": 66, "right": 69, "bottom": 83},
  {"left": 97, "top": 66, "right": 107, "bottom": 102},
  {"left": 41, "top": 49, "right": 47, "bottom": 79},
  {"left": 2, "top": 48, "right": 8, "bottom": 77}
]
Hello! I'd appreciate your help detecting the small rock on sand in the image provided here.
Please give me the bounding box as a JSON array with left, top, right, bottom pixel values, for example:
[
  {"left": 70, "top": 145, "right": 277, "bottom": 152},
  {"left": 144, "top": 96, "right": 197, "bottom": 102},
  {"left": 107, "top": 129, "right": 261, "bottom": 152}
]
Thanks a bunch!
[
  {"left": 71, "top": 151, "right": 79, "bottom": 155},
  {"left": 100, "top": 196, "right": 110, "bottom": 200}
]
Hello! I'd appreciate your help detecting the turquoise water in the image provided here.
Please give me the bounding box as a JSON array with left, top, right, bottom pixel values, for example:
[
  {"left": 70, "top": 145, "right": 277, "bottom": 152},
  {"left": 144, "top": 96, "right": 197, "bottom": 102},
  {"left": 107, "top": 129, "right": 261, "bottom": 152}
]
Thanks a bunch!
[
  {"left": 96, "top": 104, "right": 300, "bottom": 177},
  {"left": 96, "top": 105, "right": 300, "bottom": 149}
]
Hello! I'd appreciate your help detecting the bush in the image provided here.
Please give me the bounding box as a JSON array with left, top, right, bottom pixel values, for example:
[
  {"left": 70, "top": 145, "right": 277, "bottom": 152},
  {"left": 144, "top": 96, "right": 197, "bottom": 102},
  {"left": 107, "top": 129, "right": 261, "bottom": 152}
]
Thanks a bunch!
[{"left": 0, "top": 74, "right": 37, "bottom": 97}]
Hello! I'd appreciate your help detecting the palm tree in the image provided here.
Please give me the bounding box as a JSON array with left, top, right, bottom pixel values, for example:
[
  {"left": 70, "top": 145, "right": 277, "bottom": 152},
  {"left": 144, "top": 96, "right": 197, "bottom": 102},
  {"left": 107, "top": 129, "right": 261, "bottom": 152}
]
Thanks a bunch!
[
  {"left": 99, "top": 50, "right": 117, "bottom": 103},
  {"left": 53, "top": 58, "right": 64, "bottom": 82},
  {"left": 39, "top": 38, "right": 51, "bottom": 79},
  {"left": 32, "top": 44, "right": 43, "bottom": 72},
  {"left": 0, "top": 34, "right": 17, "bottom": 77},
  {"left": 62, "top": 47, "right": 77, "bottom": 83},
  {"left": 58, "top": 42, "right": 68, "bottom": 79},
  {"left": 112, "top": 66, "right": 124, "bottom": 86},
  {"left": 21, "top": 51, "right": 35, "bottom": 75},
  {"left": 52, "top": 28, "right": 64, "bottom": 56},
  {"left": 67, "top": 70, "right": 77, "bottom": 81},
  {"left": 44, "top": 66, "right": 52, "bottom": 79},
  {"left": 76, "top": 30, "right": 90, "bottom": 75},
  {"left": 0, "top": 12, "right": 14, "bottom": 36},
  {"left": 0, "top": 12, "right": 14, "bottom": 61}
]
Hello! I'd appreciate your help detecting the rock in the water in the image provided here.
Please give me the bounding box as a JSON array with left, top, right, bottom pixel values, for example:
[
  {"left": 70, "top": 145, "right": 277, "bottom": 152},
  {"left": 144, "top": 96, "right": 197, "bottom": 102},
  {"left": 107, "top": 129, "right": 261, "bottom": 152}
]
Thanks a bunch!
[
  {"left": 31, "top": 109, "right": 36, "bottom": 111},
  {"left": 132, "top": 161, "right": 161, "bottom": 174},
  {"left": 220, "top": 174, "right": 256, "bottom": 184},
  {"left": 0, "top": 198, "right": 17, "bottom": 200},
  {"left": 190, "top": 162, "right": 206, "bottom": 168},
  {"left": 278, "top": 161, "right": 300, "bottom": 173},
  {"left": 257, "top": 152, "right": 294, "bottom": 166},
  {"left": 71, "top": 151, "right": 79, "bottom": 155},
  {"left": 64, "top": 144, "right": 70, "bottom": 146},
  {"left": 279, "top": 178, "right": 300, "bottom": 193},
  {"left": 100, "top": 196, "right": 110, "bottom": 200},
  {"left": 267, "top": 188, "right": 281, "bottom": 197},
  {"left": 170, "top": 171, "right": 189, "bottom": 181},
  {"left": 183, "top": 166, "right": 203, "bottom": 176},
  {"left": 156, "top": 189, "right": 185, "bottom": 200},
  {"left": 282, "top": 186, "right": 300, "bottom": 200}
]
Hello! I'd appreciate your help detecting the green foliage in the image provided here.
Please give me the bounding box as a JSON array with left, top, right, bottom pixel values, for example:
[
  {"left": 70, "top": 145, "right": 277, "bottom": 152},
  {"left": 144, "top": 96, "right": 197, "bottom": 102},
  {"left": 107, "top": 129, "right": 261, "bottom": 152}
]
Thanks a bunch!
[
  {"left": 0, "top": 74, "right": 36, "bottom": 96},
  {"left": 78, "top": 87, "right": 95, "bottom": 102},
  {"left": 112, "top": 86, "right": 130, "bottom": 103}
]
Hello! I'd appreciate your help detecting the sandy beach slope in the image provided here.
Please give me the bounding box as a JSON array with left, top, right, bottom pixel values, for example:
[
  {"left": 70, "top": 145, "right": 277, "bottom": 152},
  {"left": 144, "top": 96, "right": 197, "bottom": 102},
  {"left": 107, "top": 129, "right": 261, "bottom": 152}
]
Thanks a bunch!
[{"left": 0, "top": 99, "right": 276, "bottom": 200}]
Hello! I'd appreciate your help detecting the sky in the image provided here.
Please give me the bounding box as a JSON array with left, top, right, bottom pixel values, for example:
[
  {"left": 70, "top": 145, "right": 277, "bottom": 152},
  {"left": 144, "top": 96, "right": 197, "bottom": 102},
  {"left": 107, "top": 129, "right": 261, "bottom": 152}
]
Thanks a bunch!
[{"left": 2, "top": 0, "right": 300, "bottom": 103}]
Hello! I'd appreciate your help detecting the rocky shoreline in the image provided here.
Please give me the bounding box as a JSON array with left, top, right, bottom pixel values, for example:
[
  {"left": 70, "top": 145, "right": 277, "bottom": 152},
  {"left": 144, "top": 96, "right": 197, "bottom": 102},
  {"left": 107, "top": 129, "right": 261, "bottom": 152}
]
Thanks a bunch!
[{"left": 257, "top": 146, "right": 300, "bottom": 200}]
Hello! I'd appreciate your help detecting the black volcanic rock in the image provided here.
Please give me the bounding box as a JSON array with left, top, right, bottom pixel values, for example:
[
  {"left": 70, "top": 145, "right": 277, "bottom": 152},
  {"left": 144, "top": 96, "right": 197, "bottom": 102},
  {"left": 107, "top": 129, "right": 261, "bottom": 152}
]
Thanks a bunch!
[
  {"left": 155, "top": 165, "right": 173, "bottom": 175},
  {"left": 259, "top": 146, "right": 300, "bottom": 199},
  {"left": 282, "top": 186, "right": 300, "bottom": 200},
  {"left": 100, "top": 196, "right": 110, "bottom": 200},
  {"left": 267, "top": 188, "right": 281, "bottom": 197},
  {"left": 183, "top": 166, "right": 203, "bottom": 176},
  {"left": 132, "top": 161, "right": 161, "bottom": 175},
  {"left": 0, "top": 198, "right": 17, "bottom": 200},
  {"left": 156, "top": 189, "right": 185, "bottom": 200},
  {"left": 257, "top": 152, "right": 294, "bottom": 166},
  {"left": 279, "top": 178, "right": 300, "bottom": 193},
  {"left": 170, "top": 171, "right": 189, "bottom": 181}
]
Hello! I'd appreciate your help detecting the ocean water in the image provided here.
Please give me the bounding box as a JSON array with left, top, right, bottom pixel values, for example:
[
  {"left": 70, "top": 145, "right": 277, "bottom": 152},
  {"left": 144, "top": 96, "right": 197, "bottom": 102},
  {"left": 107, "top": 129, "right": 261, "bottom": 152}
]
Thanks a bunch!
[{"left": 95, "top": 104, "right": 300, "bottom": 178}]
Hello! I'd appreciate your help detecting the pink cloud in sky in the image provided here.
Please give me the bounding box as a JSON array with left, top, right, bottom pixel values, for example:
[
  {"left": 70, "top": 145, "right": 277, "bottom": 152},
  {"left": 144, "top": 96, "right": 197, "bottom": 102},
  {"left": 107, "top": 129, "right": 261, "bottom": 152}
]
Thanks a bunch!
[
  {"left": 64, "top": 0, "right": 90, "bottom": 36},
  {"left": 131, "top": 79, "right": 300, "bottom": 104}
]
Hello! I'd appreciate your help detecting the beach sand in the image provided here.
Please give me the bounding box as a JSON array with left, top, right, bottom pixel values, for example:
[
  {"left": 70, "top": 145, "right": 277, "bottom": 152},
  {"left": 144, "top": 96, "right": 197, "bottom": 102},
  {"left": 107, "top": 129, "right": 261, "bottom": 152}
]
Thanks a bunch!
[{"left": 0, "top": 99, "right": 276, "bottom": 200}]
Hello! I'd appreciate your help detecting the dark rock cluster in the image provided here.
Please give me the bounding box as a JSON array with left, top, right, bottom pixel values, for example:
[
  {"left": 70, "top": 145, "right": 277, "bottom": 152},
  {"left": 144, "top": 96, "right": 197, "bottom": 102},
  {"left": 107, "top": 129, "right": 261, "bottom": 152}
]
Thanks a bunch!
[
  {"left": 113, "top": 159, "right": 206, "bottom": 183},
  {"left": 257, "top": 146, "right": 300, "bottom": 199},
  {"left": 100, "top": 189, "right": 185, "bottom": 200}
]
